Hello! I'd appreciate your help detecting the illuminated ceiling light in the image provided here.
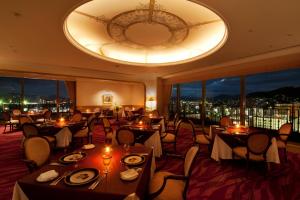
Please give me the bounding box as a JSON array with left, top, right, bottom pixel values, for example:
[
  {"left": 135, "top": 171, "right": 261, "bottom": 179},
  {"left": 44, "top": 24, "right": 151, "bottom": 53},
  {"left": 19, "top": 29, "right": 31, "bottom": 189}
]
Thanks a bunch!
[{"left": 63, "top": 0, "right": 228, "bottom": 66}]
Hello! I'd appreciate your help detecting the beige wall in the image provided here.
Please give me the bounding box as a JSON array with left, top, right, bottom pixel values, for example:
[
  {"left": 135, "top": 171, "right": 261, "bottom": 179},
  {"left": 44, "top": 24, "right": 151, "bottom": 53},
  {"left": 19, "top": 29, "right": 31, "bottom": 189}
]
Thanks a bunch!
[{"left": 76, "top": 79, "right": 145, "bottom": 108}]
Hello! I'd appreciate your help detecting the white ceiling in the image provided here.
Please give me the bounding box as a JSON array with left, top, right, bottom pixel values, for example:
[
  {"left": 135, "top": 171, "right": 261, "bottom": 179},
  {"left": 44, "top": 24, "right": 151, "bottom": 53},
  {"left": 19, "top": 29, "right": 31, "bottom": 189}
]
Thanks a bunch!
[{"left": 0, "top": 0, "right": 300, "bottom": 83}]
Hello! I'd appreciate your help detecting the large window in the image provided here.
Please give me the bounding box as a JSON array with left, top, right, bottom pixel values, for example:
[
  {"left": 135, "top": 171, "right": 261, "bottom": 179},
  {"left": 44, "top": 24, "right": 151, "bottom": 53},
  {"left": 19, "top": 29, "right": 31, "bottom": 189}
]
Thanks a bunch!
[
  {"left": 246, "top": 68, "right": 300, "bottom": 132},
  {"left": 0, "top": 77, "right": 72, "bottom": 115},
  {"left": 180, "top": 81, "right": 202, "bottom": 119},
  {"left": 0, "top": 77, "right": 21, "bottom": 112},
  {"left": 206, "top": 77, "right": 240, "bottom": 124}
]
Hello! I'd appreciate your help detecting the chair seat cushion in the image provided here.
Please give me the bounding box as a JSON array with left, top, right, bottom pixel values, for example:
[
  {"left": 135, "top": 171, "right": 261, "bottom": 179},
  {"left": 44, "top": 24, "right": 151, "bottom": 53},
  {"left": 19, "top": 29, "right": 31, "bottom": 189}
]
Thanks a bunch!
[
  {"left": 162, "top": 133, "right": 176, "bottom": 142},
  {"left": 232, "top": 147, "right": 265, "bottom": 161},
  {"left": 43, "top": 136, "right": 56, "bottom": 143},
  {"left": 149, "top": 171, "right": 185, "bottom": 200},
  {"left": 135, "top": 143, "right": 144, "bottom": 147},
  {"left": 10, "top": 119, "right": 19, "bottom": 124},
  {"left": 73, "top": 128, "right": 88, "bottom": 138},
  {"left": 276, "top": 140, "right": 286, "bottom": 148},
  {"left": 36, "top": 119, "right": 45, "bottom": 122},
  {"left": 195, "top": 134, "right": 210, "bottom": 145}
]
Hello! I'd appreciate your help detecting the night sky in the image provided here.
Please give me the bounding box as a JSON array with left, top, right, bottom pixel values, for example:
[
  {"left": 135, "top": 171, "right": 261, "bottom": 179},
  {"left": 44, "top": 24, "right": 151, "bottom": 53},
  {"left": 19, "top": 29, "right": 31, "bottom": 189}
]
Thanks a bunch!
[
  {"left": 1, "top": 68, "right": 300, "bottom": 99},
  {"left": 175, "top": 68, "right": 300, "bottom": 98}
]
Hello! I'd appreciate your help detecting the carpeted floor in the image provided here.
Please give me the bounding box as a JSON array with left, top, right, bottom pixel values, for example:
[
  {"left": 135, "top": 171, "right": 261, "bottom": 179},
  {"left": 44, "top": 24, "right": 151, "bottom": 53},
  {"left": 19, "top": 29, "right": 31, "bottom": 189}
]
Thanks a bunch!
[{"left": 1, "top": 123, "right": 300, "bottom": 200}]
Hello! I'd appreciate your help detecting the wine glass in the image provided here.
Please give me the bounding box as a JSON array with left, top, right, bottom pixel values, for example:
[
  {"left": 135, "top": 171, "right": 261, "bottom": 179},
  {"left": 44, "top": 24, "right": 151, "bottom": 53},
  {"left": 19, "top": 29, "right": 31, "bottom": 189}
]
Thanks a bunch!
[
  {"left": 123, "top": 143, "right": 130, "bottom": 155},
  {"left": 102, "top": 154, "right": 112, "bottom": 174}
]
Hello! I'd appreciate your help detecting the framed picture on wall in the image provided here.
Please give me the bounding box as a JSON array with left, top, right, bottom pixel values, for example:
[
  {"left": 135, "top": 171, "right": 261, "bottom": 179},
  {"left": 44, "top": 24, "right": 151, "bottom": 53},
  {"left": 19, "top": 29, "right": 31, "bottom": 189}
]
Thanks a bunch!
[{"left": 103, "top": 94, "right": 113, "bottom": 104}]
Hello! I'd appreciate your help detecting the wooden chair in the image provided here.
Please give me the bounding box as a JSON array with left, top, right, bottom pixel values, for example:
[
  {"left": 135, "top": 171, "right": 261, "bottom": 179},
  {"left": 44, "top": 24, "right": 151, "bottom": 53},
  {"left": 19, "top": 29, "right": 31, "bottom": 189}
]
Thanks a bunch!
[
  {"left": 116, "top": 127, "right": 143, "bottom": 147},
  {"left": 166, "top": 113, "right": 180, "bottom": 132},
  {"left": 23, "top": 136, "right": 51, "bottom": 172},
  {"left": 161, "top": 119, "right": 183, "bottom": 154},
  {"left": 19, "top": 115, "right": 34, "bottom": 127},
  {"left": 70, "top": 113, "right": 82, "bottom": 122},
  {"left": 102, "top": 117, "right": 113, "bottom": 143},
  {"left": 192, "top": 121, "right": 212, "bottom": 152},
  {"left": 36, "top": 110, "right": 52, "bottom": 123},
  {"left": 148, "top": 145, "right": 199, "bottom": 200},
  {"left": 220, "top": 116, "right": 233, "bottom": 127},
  {"left": 73, "top": 118, "right": 96, "bottom": 144},
  {"left": 232, "top": 132, "right": 272, "bottom": 171},
  {"left": 276, "top": 123, "right": 292, "bottom": 162},
  {"left": 2, "top": 111, "right": 19, "bottom": 133},
  {"left": 22, "top": 123, "right": 56, "bottom": 146}
]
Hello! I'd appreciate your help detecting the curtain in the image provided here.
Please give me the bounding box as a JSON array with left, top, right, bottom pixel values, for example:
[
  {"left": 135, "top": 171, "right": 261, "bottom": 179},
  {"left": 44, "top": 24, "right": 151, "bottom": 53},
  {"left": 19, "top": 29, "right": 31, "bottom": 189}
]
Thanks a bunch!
[
  {"left": 162, "top": 83, "right": 172, "bottom": 116},
  {"left": 65, "top": 81, "right": 76, "bottom": 110}
]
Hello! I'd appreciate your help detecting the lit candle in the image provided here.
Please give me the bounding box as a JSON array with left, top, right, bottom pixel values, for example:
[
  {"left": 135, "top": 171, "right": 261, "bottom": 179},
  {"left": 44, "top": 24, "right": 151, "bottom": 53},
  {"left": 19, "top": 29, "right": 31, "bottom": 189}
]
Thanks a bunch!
[
  {"left": 60, "top": 117, "right": 65, "bottom": 123},
  {"left": 149, "top": 113, "right": 153, "bottom": 118},
  {"left": 105, "top": 146, "right": 111, "bottom": 154},
  {"left": 139, "top": 121, "right": 143, "bottom": 125},
  {"left": 86, "top": 109, "right": 90, "bottom": 113}
]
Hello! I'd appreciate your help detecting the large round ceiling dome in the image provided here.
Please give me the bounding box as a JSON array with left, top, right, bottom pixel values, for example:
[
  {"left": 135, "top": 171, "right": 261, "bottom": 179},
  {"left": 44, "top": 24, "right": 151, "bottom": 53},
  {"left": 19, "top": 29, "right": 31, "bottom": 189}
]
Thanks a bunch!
[{"left": 64, "top": 0, "right": 228, "bottom": 66}]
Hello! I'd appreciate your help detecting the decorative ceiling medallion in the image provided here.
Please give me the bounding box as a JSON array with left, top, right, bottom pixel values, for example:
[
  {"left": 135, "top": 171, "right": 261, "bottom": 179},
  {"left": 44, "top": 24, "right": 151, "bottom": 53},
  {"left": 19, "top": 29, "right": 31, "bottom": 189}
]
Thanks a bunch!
[{"left": 64, "top": 0, "right": 228, "bottom": 66}]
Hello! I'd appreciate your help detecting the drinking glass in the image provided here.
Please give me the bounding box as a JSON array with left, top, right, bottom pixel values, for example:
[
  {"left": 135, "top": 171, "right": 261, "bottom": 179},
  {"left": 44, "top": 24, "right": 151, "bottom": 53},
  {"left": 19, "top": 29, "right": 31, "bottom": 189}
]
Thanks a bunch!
[
  {"left": 102, "top": 154, "right": 112, "bottom": 174},
  {"left": 123, "top": 143, "right": 130, "bottom": 155}
]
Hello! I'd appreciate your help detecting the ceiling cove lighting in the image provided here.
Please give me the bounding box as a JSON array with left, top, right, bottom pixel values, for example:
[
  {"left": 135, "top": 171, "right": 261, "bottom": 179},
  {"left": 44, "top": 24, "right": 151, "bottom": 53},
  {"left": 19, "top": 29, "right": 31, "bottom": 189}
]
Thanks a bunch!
[{"left": 63, "top": 0, "right": 228, "bottom": 66}]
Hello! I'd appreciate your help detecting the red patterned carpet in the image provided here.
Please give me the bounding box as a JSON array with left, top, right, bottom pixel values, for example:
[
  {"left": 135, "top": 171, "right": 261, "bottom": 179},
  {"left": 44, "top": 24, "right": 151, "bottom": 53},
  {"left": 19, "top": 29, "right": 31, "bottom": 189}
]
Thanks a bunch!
[{"left": 1, "top": 124, "right": 300, "bottom": 200}]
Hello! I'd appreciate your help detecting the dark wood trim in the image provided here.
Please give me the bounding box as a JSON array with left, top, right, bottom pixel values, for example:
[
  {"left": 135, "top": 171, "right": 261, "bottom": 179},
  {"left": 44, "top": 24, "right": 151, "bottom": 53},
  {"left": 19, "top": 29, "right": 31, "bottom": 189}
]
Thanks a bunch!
[
  {"left": 240, "top": 76, "right": 246, "bottom": 125},
  {"left": 201, "top": 80, "right": 206, "bottom": 127}
]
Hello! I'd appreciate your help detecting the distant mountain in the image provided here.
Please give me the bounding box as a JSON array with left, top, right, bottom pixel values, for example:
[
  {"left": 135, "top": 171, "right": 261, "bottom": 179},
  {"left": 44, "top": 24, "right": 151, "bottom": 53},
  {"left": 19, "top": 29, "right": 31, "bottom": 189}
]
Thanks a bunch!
[{"left": 247, "top": 87, "right": 300, "bottom": 98}]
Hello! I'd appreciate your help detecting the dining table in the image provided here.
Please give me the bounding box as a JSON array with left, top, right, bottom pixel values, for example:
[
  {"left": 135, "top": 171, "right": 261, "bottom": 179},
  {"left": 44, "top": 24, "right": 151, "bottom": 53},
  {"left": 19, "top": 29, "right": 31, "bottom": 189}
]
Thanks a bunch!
[
  {"left": 13, "top": 144, "right": 154, "bottom": 200},
  {"left": 210, "top": 126, "right": 280, "bottom": 164}
]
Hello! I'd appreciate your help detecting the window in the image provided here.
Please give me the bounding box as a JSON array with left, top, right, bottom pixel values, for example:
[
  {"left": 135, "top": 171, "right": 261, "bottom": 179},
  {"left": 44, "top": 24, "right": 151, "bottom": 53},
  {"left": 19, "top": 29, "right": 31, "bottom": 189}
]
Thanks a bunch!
[
  {"left": 0, "top": 77, "right": 21, "bottom": 112},
  {"left": 206, "top": 77, "right": 240, "bottom": 124}
]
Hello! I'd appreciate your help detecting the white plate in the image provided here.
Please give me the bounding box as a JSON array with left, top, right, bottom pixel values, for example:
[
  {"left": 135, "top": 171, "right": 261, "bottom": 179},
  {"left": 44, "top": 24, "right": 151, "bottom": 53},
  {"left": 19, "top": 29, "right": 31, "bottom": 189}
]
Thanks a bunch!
[
  {"left": 82, "top": 144, "right": 95, "bottom": 150},
  {"left": 36, "top": 170, "right": 59, "bottom": 182}
]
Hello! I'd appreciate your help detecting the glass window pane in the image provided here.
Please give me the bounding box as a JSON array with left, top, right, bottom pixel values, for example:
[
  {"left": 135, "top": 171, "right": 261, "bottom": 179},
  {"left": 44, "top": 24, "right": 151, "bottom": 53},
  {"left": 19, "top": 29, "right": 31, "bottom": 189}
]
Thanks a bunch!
[
  {"left": 0, "top": 77, "right": 21, "bottom": 112},
  {"left": 206, "top": 77, "right": 240, "bottom": 124}
]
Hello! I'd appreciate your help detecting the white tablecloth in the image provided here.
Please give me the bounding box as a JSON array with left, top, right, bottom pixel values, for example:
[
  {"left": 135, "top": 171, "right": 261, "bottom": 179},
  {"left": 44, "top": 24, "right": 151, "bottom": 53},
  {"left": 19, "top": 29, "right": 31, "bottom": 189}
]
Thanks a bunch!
[
  {"left": 112, "top": 130, "right": 162, "bottom": 158},
  {"left": 55, "top": 127, "right": 72, "bottom": 148},
  {"left": 211, "top": 134, "right": 280, "bottom": 164}
]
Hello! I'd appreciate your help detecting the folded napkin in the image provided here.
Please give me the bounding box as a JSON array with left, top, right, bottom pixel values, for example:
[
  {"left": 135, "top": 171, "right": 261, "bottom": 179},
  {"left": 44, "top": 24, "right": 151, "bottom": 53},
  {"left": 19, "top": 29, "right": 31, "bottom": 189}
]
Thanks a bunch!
[
  {"left": 82, "top": 143, "right": 95, "bottom": 149},
  {"left": 36, "top": 170, "right": 58, "bottom": 182},
  {"left": 120, "top": 169, "right": 139, "bottom": 181}
]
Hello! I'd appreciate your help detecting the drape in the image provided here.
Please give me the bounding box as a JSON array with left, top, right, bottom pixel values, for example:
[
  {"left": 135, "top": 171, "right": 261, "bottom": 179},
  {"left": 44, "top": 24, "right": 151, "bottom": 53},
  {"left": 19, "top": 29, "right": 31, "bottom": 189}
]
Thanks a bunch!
[
  {"left": 162, "top": 83, "right": 172, "bottom": 116},
  {"left": 64, "top": 81, "right": 76, "bottom": 110}
]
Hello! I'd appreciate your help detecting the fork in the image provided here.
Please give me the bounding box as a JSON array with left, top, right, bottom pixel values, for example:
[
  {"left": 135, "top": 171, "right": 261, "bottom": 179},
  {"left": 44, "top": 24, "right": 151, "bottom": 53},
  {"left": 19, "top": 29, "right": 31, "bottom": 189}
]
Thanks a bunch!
[
  {"left": 50, "top": 171, "right": 70, "bottom": 186},
  {"left": 88, "top": 175, "right": 104, "bottom": 190}
]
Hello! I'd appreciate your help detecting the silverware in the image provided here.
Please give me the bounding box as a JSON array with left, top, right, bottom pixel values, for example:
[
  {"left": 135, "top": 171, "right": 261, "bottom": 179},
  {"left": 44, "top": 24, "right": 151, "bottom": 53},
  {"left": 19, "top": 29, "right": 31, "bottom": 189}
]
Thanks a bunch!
[
  {"left": 88, "top": 175, "right": 104, "bottom": 190},
  {"left": 50, "top": 171, "right": 70, "bottom": 186}
]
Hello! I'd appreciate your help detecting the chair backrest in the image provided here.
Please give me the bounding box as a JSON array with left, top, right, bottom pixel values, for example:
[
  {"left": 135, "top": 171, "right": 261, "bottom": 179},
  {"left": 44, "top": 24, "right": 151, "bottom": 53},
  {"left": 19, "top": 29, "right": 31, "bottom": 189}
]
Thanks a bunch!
[
  {"left": 2, "top": 111, "right": 11, "bottom": 121},
  {"left": 220, "top": 116, "right": 233, "bottom": 127},
  {"left": 184, "top": 145, "right": 199, "bottom": 177},
  {"left": 116, "top": 128, "right": 135, "bottom": 146},
  {"left": 24, "top": 136, "right": 51, "bottom": 167},
  {"left": 141, "top": 116, "right": 151, "bottom": 125},
  {"left": 247, "top": 132, "right": 271, "bottom": 155},
  {"left": 43, "top": 110, "right": 52, "bottom": 120},
  {"left": 22, "top": 123, "right": 39, "bottom": 138},
  {"left": 151, "top": 110, "right": 159, "bottom": 117},
  {"left": 20, "top": 115, "right": 34, "bottom": 126},
  {"left": 177, "top": 119, "right": 195, "bottom": 137},
  {"left": 279, "top": 123, "right": 292, "bottom": 141},
  {"left": 88, "top": 118, "right": 97, "bottom": 133},
  {"left": 102, "top": 117, "right": 111, "bottom": 128},
  {"left": 12, "top": 109, "right": 21, "bottom": 116},
  {"left": 42, "top": 108, "right": 49, "bottom": 114},
  {"left": 71, "top": 113, "right": 82, "bottom": 122}
]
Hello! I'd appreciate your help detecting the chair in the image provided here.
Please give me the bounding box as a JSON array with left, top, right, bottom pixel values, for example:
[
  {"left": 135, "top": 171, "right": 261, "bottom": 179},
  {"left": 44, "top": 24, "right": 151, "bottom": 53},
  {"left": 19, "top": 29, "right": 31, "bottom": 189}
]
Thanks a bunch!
[
  {"left": 23, "top": 136, "right": 51, "bottom": 172},
  {"left": 2, "top": 111, "right": 19, "bottom": 133},
  {"left": 19, "top": 115, "right": 34, "bottom": 126},
  {"left": 161, "top": 119, "right": 183, "bottom": 154},
  {"left": 36, "top": 110, "right": 52, "bottom": 123},
  {"left": 22, "top": 123, "right": 56, "bottom": 146},
  {"left": 70, "top": 113, "right": 82, "bottom": 122},
  {"left": 116, "top": 127, "right": 143, "bottom": 147},
  {"left": 12, "top": 109, "right": 21, "bottom": 120},
  {"left": 232, "top": 132, "right": 272, "bottom": 171},
  {"left": 140, "top": 116, "right": 151, "bottom": 125},
  {"left": 151, "top": 110, "right": 160, "bottom": 117},
  {"left": 220, "top": 116, "right": 233, "bottom": 127},
  {"left": 73, "top": 117, "right": 96, "bottom": 144},
  {"left": 166, "top": 113, "right": 180, "bottom": 133},
  {"left": 102, "top": 117, "right": 113, "bottom": 142},
  {"left": 192, "top": 121, "right": 213, "bottom": 152},
  {"left": 276, "top": 123, "right": 292, "bottom": 162},
  {"left": 149, "top": 145, "right": 199, "bottom": 200}
]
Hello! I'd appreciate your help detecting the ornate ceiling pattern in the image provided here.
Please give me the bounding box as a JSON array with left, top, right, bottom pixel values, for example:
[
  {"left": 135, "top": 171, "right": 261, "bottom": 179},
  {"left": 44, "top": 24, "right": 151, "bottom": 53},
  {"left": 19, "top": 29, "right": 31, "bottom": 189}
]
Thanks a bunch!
[{"left": 64, "top": 0, "right": 228, "bottom": 66}]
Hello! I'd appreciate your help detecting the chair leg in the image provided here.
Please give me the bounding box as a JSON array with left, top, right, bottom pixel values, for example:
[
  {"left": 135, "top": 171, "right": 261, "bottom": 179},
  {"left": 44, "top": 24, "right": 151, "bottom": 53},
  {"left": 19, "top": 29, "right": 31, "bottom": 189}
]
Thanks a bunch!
[
  {"left": 284, "top": 148, "right": 288, "bottom": 163},
  {"left": 3, "top": 124, "right": 7, "bottom": 133}
]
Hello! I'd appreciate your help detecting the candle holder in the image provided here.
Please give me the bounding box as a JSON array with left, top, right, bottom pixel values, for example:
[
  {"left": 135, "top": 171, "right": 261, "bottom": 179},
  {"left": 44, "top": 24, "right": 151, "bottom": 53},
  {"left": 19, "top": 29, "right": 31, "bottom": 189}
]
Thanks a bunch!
[{"left": 102, "top": 146, "right": 112, "bottom": 174}]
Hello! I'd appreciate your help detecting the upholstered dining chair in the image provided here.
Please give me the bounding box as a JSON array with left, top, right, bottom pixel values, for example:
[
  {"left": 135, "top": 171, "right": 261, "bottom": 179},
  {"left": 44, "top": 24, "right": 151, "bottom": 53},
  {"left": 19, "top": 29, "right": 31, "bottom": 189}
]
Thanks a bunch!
[
  {"left": 23, "top": 136, "right": 51, "bottom": 172},
  {"left": 166, "top": 113, "right": 180, "bottom": 133},
  {"left": 12, "top": 109, "right": 21, "bottom": 120},
  {"left": 22, "top": 123, "right": 56, "bottom": 146},
  {"left": 220, "top": 116, "right": 233, "bottom": 127},
  {"left": 70, "top": 112, "right": 82, "bottom": 122},
  {"left": 19, "top": 115, "right": 35, "bottom": 127},
  {"left": 140, "top": 116, "right": 151, "bottom": 125},
  {"left": 73, "top": 117, "right": 97, "bottom": 144},
  {"left": 116, "top": 127, "right": 143, "bottom": 147},
  {"left": 161, "top": 119, "right": 183, "bottom": 154},
  {"left": 102, "top": 117, "right": 113, "bottom": 143},
  {"left": 192, "top": 121, "right": 212, "bottom": 152},
  {"left": 232, "top": 132, "right": 272, "bottom": 171},
  {"left": 148, "top": 145, "right": 199, "bottom": 200},
  {"left": 36, "top": 110, "right": 52, "bottom": 123},
  {"left": 276, "top": 123, "right": 292, "bottom": 162}
]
